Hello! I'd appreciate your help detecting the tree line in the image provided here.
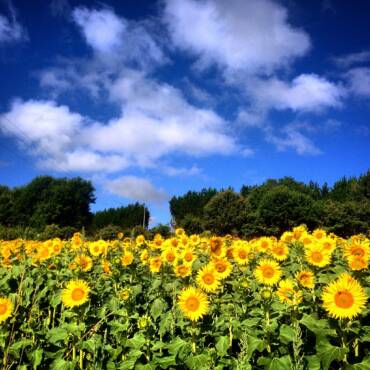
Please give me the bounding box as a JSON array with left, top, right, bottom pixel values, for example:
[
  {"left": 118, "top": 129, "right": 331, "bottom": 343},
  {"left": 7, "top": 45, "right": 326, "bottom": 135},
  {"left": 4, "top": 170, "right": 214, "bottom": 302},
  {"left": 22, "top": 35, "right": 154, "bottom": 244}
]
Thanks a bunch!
[
  {"left": 0, "top": 176, "right": 150, "bottom": 239},
  {"left": 0, "top": 172, "right": 369, "bottom": 239},
  {"left": 170, "top": 172, "right": 370, "bottom": 237}
]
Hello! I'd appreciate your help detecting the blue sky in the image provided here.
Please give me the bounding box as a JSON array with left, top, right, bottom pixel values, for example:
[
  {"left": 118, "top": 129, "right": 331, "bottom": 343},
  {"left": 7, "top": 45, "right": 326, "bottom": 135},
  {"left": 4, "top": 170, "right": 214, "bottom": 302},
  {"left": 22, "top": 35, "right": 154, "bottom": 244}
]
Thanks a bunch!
[{"left": 0, "top": 0, "right": 369, "bottom": 226}]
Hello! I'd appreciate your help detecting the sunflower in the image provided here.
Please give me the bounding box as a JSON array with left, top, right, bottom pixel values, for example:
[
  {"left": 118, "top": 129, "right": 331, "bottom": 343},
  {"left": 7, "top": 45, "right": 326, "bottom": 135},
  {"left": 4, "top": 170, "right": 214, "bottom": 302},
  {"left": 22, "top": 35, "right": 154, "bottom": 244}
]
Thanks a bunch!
[
  {"left": 277, "top": 279, "right": 302, "bottom": 305},
  {"left": 178, "top": 286, "right": 209, "bottom": 321},
  {"left": 301, "top": 233, "right": 313, "bottom": 246},
  {"left": 136, "top": 235, "right": 145, "bottom": 246},
  {"left": 254, "top": 259, "right": 282, "bottom": 286},
  {"left": 175, "top": 228, "right": 186, "bottom": 237},
  {"left": 61, "top": 280, "right": 90, "bottom": 308},
  {"left": 280, "top": 231, "right": 293, "bottom": 244},
  {"left": 75, "top": 254, "right": 93, "bottom": 272},
  {"left": 211, "top": 258, "right": 233, "bottom": 280},
  {"left": 149, "top": 256, "right": 162, "bottom": 273},
  {"left": 257, "top": 237, "right": 273, "bottom": 253},
  {"left": 233, "top": 243, "right": 250, "bottom": 265},
  {"left": 140, "top": 249, "right": 149, "bottom": 265},
  {"left": 174, "top": 264, "right": 192, "bottom": 278},
  {"left": 344, "top": 240, "right": 370, "bottom": 261},
  {"left": 320, "top": 237, "right": 336, "bottom": 253},
  {"left": 0, "top": 297, "right": 13, "bottom": 324},
  {"left": 270, "top": 241, "right": 289, "bottom": 261},
  {"left": 121, "top": 252, "right": 134, "bottom": 266},
  {"left": 161, "top": 247, "right": 177, "bottom": 265},
  {"left": 196, "top": 266, "right": 221, "bottom": 293},
  {"left": 348, "top": 256, "right": 368, "bottom": 271},
  {"left": 102, "top": 259, "right": 111, "bottom": 274},
  {"left": 181, "top": 248, "right": 196, "bottom": 265},
  {"left": 305, "top": 245, "right": 331, "bottom": 267},
  {"left": 296, "top": 270, "right": 314, "bottom": 289},
  {"left": 209, "top": 237, "right": 225, "bottom": 258},
  {"left": 190, "top": 234, "right": 200, "bottom": 245},
  {"left": 292, "top": 225, "right": 307, "bottom": 240},
  {"left": 89, "top": 242, "right": 103, "bottom": 257},
  {"left": 313, "top": 228, "right": 326, "bottom": 240},
  {"left": 322, "top": 273, "right": 367, "bottom": 319},
  {"left": 153, "top": 234, "right": 164, "bottom": 248},
  {"left": 119, "top": 288, "right": 131, "bottom": 301},
  {"left": 37, "top": 244, "right": 52, "bottom": 262}
]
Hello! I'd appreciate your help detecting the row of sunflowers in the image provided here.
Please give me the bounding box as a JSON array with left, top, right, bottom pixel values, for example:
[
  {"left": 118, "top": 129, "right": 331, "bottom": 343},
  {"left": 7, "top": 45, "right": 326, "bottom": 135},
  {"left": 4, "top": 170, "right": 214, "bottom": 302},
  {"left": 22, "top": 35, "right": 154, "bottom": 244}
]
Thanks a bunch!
[{"left": 0, "top": 226, "right": 369, "bottom": 369}]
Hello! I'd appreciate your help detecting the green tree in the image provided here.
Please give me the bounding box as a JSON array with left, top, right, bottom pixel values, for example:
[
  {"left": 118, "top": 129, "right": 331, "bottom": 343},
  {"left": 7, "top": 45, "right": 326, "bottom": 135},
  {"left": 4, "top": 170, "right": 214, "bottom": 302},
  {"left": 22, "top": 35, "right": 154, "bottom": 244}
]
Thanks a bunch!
[
  {"left": 93, "top": 203, "right": 149, "bottom": 230},
  {"left": 204, "top": 190, "right": 247, "bottom": 235},
  {"left": 169, "top": 188, "right": 217, "bottom": 227},
  {"left": 257, "top": 186, "right": 320, "bottom": 236}
]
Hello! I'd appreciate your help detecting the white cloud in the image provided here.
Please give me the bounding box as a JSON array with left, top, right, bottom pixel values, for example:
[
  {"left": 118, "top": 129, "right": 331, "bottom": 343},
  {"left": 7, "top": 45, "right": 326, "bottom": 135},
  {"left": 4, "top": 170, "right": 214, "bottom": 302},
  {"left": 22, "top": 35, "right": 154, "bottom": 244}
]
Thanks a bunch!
[
  {"left": 0, "top": 99, "right": 130, "bottom": 173},
  {"left": 247, "top": 74, "right": 345, "bottom": 112},
  {"left": 164, "top": 0, "right": 310, "bottom": 75},
  {"left": 241, "top": 147, "right": 255, "bottom": 157},
  {"left": 346, "top": 68, "right": 370, "bottom": 97},
  {"left": 237, "top": 109, "right": 265, "bottom": 128},
  {"left": 0, "top": 99, "right": 82, "bottom": 156},
  {"left": 266, "top": 124, "right": 322, "bottom": 155},
  {"left": 1, "top": 70, "right": 239, "bottom": 174},
  {"left": 333, "top": 50, "right": 370, "bottom": 68},
  {"left": 0, "top": 13, "right": 26, "bottom": 43},
  {"left": 73, "top": 7, "right": 125, "bottom": 53},
  {"left": 161, "top": 165, "right": 201, "bottom": 176},
  {"left": 105, "top": 176, "right": 168, "bottom": 202},
  {"left": 72, "top": 7, "right": 165, "bottom": 68},
  {"left": 39, "top": 7, "right": 167, "bottom": 98},
  {"left": 84, "top": 70, "right": 238, "bottom": 165}
]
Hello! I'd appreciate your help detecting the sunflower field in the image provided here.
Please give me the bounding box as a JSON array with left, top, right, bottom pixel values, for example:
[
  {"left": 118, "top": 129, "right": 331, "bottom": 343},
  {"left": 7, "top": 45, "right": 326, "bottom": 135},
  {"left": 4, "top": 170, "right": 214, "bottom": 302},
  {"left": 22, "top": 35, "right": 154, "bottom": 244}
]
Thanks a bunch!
[{"left": 0, "top": 226, "right": 369, "bottom": 369}]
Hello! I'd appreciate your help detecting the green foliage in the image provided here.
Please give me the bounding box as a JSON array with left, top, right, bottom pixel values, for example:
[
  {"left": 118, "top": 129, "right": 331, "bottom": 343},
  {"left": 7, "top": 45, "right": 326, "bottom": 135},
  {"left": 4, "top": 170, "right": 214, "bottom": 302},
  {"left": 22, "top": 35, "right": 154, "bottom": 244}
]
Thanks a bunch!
[
  {"left": 170, "top": 188, "right": 217, "bottom": 226},
  {"left": 149, "top": 224, "right": 172, "bottom": 238},
  {"left": 0, "top": 176, "right": 95, "bottom": 230},
  {"left": 204, "top": 190, "right": 247, "bottom": 235},
  {"left": 170, "top": 172, "right": 370, "bottom": 237},
  {"left": 93, "top": 203, "right": 150, "bottom": 230}
]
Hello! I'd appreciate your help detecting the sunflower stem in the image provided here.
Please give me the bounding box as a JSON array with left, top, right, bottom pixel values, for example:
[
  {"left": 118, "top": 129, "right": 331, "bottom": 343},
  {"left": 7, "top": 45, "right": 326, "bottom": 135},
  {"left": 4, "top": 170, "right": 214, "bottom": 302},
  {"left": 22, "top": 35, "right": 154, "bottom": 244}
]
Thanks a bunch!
[
  {"left": 340, "top": 319, "right": 348, "bottom": 364},
  {"left": 191, "top": 321, "right": 197, "bottom": 353},
  {"left": 264, "top": 302, "right": 271, "bottom": 354}
]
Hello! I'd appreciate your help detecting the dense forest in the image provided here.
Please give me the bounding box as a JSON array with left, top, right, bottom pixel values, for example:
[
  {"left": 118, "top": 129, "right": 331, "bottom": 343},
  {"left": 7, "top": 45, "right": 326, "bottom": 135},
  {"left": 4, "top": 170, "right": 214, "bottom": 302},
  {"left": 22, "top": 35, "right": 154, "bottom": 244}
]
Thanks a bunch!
[
  {"left": 170, "top": 171, "right": 370, "bottom": 237},
  {"left": 0, "top": 172, "right": 369, "bottom": 239},
  {"left": 0, "top": 176, "right": 150, "bottom": 239}
]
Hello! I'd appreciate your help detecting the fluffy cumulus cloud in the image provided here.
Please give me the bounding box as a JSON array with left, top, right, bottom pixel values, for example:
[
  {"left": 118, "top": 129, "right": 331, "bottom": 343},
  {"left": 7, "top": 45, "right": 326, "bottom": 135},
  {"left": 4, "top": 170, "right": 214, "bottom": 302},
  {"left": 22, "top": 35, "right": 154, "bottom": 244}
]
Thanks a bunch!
[
  {"left": 73, "top": 7, "right": 125, "bottom": 53},
  {"left": 84, "top": 70, "right": 238, "bottom": 165},
  {"left": 72, "top": 6, "right": 165, "bottom": 68},
  {"left": 248, "top": 74, "right": 345, "bottom": 112},
  {"left": 0, "top": 70, "right": 239, "bottom": 173},
  {"left": 0, "top": 12, "right": 26, "bottom": 43},
  {"left": 0, "top": 99, "right": 129, "bottom": 173},
  {"left": 105, "top": 176, "right": 168, "bottom": 202},
  {"left": 164, "top": 0, "right": 310, "bottom": 75}
]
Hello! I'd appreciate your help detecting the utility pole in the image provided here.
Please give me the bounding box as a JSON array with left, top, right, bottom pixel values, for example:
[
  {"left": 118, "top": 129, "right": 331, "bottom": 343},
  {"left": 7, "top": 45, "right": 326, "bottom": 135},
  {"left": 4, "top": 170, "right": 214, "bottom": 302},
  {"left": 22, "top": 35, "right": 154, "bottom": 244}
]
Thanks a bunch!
[{"left": 142, "top": 203, "right": 146, "bottom": 229}]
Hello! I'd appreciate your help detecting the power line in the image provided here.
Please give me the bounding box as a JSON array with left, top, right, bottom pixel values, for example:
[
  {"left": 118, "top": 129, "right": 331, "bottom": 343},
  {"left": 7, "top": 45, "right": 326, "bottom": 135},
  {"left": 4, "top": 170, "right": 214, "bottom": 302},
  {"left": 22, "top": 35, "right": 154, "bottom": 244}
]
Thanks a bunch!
[{"left": 0, "top": 115, "right": 72, "bottom": 175}]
